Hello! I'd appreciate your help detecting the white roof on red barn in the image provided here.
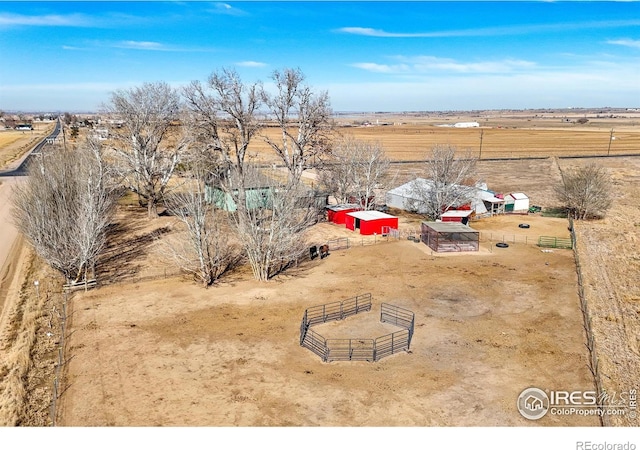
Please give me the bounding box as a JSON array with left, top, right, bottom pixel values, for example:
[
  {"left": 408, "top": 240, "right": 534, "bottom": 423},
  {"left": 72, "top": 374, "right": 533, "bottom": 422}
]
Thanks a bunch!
[
  {"left": 442, "top": 210, "right": 473, "bottom": 218},
  {"left": 506, "top": 192, "right": 528, "bottom": 200},
  {"left": 346, "top": 210, "right": 397, "bottom": 221},
  {"left": 326, "top": 204, "right": 361, "bottom": 212}
]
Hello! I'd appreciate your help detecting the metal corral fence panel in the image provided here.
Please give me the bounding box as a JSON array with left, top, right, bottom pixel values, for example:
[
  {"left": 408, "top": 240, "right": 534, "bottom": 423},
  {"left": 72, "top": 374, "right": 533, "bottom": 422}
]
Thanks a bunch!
[
  {"left": 381, "top": 303, "right": 414, "bottom": 330},
  {"left": 302, "top": 328, "right": 329, "bottom": 361},
  {"left": 326, "top": 339, "right": 375, "bottom": 362},
  {"left": 300, "top": 297, "right": 415, "bottom": 363},
  {"left": 303, "top": 293, "right": 372, "bottom": 327},
  {"left": 327, "top": 237, "right": 350, "bottom": 251},
  {"left": 538, "top": 236, "right": 573, "bottom": 249},
  {"left": 374, "top": 329, "right": 411, "bottom": 360}
]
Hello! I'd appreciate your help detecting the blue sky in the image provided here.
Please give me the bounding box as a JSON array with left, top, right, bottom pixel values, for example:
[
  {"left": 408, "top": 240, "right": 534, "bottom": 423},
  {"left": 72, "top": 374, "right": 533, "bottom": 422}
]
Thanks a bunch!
[{"left": 1, "top": 1, "right": 639, "bottom": 112}]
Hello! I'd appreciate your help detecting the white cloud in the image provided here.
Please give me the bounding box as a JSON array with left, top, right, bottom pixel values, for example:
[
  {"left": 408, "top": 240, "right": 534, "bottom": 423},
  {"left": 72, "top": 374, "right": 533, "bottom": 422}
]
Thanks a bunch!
[
  {"left": 351, "top": 56, "right": 538, "bottom": 75},
  {"left": 116, "top": 40, "right": 166, "bottom": 51},
  {"left": 0, "top": 12, "right": 92, "bottom": 27},
  {"left": 236, "top": 61, "right": 268, "bottom": 68},
  {"left": 75, "top": 40, "right": 217, "bottom": 53},
  {"left": 349, "top": 62, "right": 411, "bottom": 74},
  {"left": 606, "top": 39, "right": 640, "bottom": 49},
  {"left": 207, "top": 2, "right": 248, "bottom": 17},
  {"left": 337, "top": 20, "right": 640, "bottom": 39}
]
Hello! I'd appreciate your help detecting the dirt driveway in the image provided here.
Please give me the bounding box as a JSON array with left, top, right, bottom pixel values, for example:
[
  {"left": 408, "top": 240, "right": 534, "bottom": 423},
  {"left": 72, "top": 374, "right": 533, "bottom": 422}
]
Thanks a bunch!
[{"left": 58, "top": 214, "right": 597, "bottom": 426}]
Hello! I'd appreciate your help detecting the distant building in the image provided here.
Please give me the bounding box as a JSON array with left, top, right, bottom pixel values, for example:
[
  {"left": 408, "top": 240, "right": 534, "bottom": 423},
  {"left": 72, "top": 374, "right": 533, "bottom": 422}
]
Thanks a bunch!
[{"left": 454, "top": 122, "right": 480, "bottom": 128}]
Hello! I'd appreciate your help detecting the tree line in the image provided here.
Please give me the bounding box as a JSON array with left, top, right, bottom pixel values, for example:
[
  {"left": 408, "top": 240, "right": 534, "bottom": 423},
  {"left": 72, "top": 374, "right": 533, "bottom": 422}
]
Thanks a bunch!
[{"left": 10, "top": 67, "right": 613, "bottom": 287}]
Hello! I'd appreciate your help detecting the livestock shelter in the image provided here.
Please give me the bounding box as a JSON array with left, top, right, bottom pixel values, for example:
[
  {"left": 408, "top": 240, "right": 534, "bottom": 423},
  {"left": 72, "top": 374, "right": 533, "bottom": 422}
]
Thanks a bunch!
[
  {"left": 504, "top": 193, "right": 530, "bottom": 214},
  {"left": 345, "top": 210, "right": 398, "bottom": 235},
  {"left": 326, "top": 204, "right": 362, "bottom": 225},
  {"left": 421, "top": 222, "right": 480, "bottom": 252}
]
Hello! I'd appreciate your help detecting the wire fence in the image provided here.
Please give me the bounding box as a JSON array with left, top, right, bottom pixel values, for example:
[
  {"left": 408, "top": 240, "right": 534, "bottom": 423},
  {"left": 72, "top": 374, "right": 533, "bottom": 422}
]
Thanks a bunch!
[
  {"left": 48, "top": 265, "right": 184, "bottom": 426},
  {"left": 569, "top": 217, "right": 608, "bottom": 427},
  {"left": 479, "top": 232, "right": 534, "bottom": 245},
  {"left": 49, "top": 291, "right": 69, "bottom": 426}
]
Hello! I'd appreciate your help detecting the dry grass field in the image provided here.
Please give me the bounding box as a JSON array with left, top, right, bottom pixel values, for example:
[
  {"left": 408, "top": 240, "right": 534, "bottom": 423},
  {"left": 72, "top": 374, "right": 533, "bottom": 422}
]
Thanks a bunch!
[
  {"left": 0, "top": 111, "right": 639, "bottom": 427},
  {"left": 0, "top": 123, "right": 54, "bottom": 169},
  {"left": 252, "top": 115, "right": 640, "bottom": 163}
]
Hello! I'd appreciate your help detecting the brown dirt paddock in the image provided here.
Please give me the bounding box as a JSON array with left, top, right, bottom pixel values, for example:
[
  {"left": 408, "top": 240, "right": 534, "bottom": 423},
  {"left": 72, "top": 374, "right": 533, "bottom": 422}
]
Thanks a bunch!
[{"left": 54, "top": 207, "right": 599, "bottom": 426}]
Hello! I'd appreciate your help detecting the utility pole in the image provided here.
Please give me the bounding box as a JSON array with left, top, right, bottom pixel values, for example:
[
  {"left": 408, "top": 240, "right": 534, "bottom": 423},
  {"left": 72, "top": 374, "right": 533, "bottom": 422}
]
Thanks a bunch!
[
  {"left": 479, "top": 129, "right": 484, "bottom": 160},
  {"left": 607, "top": 128, "right": 614, "bottom": 156}
]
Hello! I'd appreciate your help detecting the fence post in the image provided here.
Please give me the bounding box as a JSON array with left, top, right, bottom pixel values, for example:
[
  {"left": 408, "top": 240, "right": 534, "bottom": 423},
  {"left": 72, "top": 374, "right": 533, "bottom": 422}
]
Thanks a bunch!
[{"left": 391, "top": 333, "right": 394, "bottom": 355}]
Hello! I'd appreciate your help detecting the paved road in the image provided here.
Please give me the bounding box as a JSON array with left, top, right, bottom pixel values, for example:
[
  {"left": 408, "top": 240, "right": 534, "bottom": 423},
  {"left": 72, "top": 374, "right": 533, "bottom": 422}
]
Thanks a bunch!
[
  {"left": 0, "top": 119, "right": 61, "bottom": 177},
  {"left": 0, "top": 119, "right": 61, "bottom": 291}
]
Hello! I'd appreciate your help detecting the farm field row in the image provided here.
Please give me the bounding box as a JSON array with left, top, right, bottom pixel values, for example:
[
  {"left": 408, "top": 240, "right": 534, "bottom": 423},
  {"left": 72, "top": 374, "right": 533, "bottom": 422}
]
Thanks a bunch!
[{"left": 253, "top": 121, "right": 640, "bottom": 162}]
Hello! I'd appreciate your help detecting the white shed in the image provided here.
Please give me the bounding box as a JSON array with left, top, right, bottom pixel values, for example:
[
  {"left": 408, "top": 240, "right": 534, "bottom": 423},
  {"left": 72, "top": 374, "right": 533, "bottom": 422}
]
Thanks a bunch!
[
  {"left": 504, "top": 193, "right": 529, "bottom": 213},
  {"left": 454, "top": 122, "right": 480, "bottom": 128}
]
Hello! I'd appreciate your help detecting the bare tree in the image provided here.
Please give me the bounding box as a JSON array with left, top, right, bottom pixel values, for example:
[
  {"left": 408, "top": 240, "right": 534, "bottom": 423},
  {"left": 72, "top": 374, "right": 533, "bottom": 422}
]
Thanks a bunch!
[
  {"left": 349, "top": 138, "right": 390, "bottom": 210},
  {"left": 183, "top": 68, "right": 262, "bottom": 174},
  {"left": 12, "top": 138, "right": 117, "bottom": 284},
  {"left": 262, "top": 68, "right": 333, "bottom": 183},
  {"left": 318, "top": 136, "right": 389, "bottom": 209},
  {"left": 105, "top": 81, "right": 188, "bottom": 217},
  {"left": 407, "top": 145, "right": 478, "bottom": 220},
  {"left": 317, "top": 159, "right": 353, "bottom": 205},
  {"left": 184, "top": 68, "right": 323, "bottom": 281},
  {"left": 225, "top": 166, "right": 318, "bottom": 281},
  {"left": 163, "top": 154, "right": 241, "bottom": 286},
  {"left": 556, "top": 163, "right": 612, "bottom": 220}
]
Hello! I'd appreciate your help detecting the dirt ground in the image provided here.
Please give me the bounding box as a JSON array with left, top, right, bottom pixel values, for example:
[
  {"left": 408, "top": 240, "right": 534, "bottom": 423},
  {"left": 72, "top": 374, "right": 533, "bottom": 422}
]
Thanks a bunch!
[{"left": 57, "top": 212, "right": 598, "bottom": 426}]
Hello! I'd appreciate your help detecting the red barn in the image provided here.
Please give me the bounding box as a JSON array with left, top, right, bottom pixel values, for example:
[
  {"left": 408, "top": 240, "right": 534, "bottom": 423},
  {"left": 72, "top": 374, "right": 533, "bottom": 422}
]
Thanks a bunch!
[
  {"left": 326, "top": 204, "right": 362, "bottom": 224},
  {"left": 345, "top": 210, "right": 398, "bottom": 235},
  {"left": 441, "top": 210, "right": 473, "bottom": 223}
]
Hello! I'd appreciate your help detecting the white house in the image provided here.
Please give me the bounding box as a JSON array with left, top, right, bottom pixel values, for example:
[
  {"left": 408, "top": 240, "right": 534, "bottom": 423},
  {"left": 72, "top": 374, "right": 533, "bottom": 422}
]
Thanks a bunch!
[{"left": 454, "top": 122, "right": 480, "bottom": 128}]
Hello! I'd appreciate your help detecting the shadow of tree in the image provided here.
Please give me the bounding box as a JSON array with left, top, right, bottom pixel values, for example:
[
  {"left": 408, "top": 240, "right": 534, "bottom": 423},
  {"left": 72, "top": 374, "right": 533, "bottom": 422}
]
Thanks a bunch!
[{"left": 96, "top": 215, "right": 171, "bottom": 285}]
